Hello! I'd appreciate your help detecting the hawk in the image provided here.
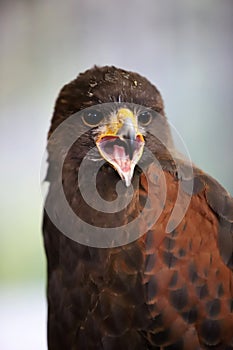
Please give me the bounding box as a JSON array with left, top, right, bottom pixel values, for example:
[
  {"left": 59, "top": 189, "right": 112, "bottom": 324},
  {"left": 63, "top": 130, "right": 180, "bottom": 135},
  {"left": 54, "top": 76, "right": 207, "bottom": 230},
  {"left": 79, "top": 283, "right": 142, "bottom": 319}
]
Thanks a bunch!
[{"left": 43, "top": 66, "right": 233, "bottom": 349}]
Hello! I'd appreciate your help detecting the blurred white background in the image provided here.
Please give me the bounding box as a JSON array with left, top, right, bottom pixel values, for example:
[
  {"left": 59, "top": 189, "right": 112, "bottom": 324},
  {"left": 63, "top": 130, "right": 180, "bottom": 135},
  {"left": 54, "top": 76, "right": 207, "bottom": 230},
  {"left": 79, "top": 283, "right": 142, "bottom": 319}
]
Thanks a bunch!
[{"left": 1, "top": 0, "right": 233, "bottom": 349}]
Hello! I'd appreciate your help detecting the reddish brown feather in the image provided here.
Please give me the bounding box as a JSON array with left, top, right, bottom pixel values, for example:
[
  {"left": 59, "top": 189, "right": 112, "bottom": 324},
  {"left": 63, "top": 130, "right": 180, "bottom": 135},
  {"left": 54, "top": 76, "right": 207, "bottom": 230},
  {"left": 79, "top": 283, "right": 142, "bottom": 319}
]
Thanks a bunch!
[{"left": 138, "top": 165, "right": 233, "bottom": 347}]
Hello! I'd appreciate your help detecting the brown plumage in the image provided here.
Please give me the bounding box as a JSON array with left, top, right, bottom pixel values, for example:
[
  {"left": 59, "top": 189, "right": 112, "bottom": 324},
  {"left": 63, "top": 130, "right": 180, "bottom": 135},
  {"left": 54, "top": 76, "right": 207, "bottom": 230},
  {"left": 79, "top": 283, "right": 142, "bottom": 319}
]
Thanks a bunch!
[{"left": 43, "top": 66, "right": 233, "bottom": 349}]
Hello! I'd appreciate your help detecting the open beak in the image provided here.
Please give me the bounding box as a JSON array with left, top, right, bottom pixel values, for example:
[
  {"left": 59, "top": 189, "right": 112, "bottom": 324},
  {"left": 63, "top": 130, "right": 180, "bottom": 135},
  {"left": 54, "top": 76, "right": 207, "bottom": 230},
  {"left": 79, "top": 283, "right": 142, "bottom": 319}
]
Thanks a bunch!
[{"left": 96, "top": 108, "right": 145, "bottom": 187}]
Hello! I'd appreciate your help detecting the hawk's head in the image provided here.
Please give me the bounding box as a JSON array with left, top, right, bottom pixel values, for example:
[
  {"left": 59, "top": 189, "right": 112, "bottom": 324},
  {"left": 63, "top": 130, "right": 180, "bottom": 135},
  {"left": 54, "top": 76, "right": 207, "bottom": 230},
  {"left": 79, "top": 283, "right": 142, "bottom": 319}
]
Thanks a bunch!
[{"left": 48, "top": 66, "right": 173, "bottom": 187}]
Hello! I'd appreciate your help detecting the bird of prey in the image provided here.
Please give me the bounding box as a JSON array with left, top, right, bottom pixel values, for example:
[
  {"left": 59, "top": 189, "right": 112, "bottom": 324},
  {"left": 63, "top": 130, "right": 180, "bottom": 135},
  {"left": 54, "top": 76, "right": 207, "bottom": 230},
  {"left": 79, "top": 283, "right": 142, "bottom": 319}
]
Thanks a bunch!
[{"left": 43, "top": 66, "right": 233, "bottom": 350}]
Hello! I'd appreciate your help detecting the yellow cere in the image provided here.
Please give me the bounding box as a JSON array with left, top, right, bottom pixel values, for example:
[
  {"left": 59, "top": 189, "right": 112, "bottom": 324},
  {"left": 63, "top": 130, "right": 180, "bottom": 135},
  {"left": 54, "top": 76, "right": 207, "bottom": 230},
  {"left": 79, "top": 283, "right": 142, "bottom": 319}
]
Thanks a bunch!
[{"left": 104, "top": 108, "right": 138, "bottom": 136}]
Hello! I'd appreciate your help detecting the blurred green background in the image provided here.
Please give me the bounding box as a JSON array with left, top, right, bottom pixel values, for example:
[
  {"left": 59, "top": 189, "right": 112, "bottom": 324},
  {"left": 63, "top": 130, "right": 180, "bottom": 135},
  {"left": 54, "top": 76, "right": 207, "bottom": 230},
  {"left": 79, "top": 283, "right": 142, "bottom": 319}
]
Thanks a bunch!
[{"left": 1, "top": 0, "right": 233, "bottom": 349}]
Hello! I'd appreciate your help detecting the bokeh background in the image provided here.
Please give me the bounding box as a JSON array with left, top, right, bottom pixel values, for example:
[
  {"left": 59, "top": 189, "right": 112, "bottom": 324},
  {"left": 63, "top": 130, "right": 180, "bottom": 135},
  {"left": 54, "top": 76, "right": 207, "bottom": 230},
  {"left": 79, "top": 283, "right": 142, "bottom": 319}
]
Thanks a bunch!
[{"left": 1, "top": 0, "right": 233, "bottom": 349}]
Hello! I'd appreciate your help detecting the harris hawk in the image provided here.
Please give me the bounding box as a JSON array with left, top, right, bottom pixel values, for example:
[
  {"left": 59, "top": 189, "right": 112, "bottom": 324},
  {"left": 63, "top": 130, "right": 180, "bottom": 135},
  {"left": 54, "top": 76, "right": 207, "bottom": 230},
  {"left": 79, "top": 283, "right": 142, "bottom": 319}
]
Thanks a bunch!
[{"left": 43, "top": 66, "right": 233, "bottom": 349}]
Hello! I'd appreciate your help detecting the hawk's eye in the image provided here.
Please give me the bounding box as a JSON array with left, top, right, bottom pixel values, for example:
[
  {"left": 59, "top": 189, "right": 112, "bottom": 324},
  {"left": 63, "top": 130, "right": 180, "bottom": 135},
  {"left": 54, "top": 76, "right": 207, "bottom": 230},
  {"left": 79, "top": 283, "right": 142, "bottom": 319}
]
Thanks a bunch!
[
  {"left": 138, "top": 111, "right": 152, "bottom": 126},
  {"left": 82, "top": 109, "right": 104, "bottom": 126}
]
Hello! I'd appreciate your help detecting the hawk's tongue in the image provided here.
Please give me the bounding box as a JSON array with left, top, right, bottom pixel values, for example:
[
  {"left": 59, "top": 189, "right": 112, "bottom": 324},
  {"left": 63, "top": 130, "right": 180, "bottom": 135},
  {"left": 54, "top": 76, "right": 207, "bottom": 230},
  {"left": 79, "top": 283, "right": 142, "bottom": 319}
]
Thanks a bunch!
[
  {"left": 113, "top": 144, "right": 131, "bottom": 172},
  {"left": 113, "top": 144, "right": 127, "bottom": 159}
]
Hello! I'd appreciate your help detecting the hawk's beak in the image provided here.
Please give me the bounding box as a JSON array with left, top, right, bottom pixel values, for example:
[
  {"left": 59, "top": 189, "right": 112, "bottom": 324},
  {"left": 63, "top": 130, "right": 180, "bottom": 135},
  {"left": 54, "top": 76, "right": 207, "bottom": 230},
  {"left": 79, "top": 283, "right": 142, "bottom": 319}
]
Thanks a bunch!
[{"left": 96, "top": 108, "right": 145, "bottom": 187}]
